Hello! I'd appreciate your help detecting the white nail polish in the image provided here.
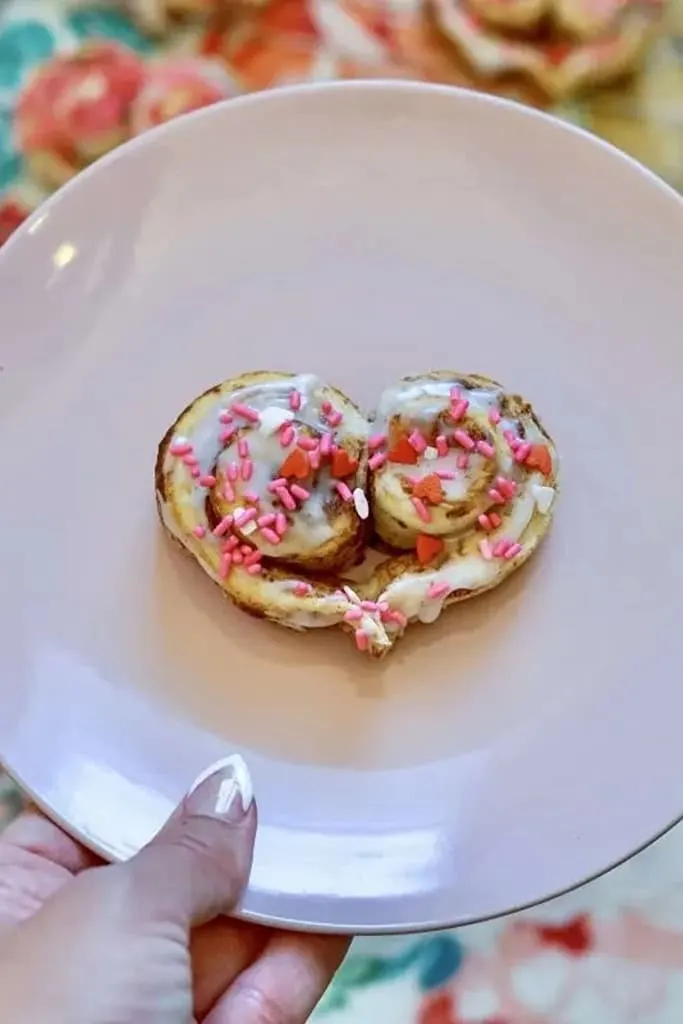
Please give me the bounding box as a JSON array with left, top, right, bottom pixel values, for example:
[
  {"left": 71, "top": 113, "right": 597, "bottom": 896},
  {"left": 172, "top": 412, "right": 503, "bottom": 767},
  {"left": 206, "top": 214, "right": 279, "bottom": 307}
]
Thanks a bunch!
[{"left": 188, "top": 754, "right": 254, "bottom": 815}]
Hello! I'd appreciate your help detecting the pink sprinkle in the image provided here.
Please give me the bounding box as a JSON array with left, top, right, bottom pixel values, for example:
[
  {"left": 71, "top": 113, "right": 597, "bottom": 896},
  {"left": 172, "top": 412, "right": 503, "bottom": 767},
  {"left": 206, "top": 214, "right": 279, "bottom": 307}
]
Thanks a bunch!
[
  {"left": 344, "top": 607, "right": 363, "bottom": 622},
  {"left": 218, "top": 410, "right": 233, "bottom": 424},
  {"left": 427, "top": 581, "right": 450, "bottom": 600},
  {"left": 198, "top": 474, "right": 216, "bottom": 488},
  {"left": 411, "top": 496, "right": 431, "bottom": 523},
  {"left": 234, "top": 507, "right": 257, "bottom": 527},
  {"left": 232, "top": 551, "right": 243, "bottom": 565},
  {"left": 289, "top": 390, "right": 302, "bottom": 411},
  {"left": 504, "top": 430, "right": 517, "bottom": 446},
  {"left": 496, "top": 476, "right": 517, "bottom": 499},
  {"left": 319, "top": 434, "right": 332, "bottom": 457},
  {"left": 244, "top": 490, "right": 260, "bottom": 503},
  {"left": 436, "top": 470, "right": 456, "bottom": 480},
  {"left": 294, "top": 581, "right": 311, "bottom": 597},
  {"left": 213, "top": 515, "right": 234, "bottom": 537},
  {"left": 369, "top": 451, "right": 387, "bottom": 471},
  {"left": 335, "top": 481, "right": 353, "bottom": 502},
  {"left": 505, "top": 542, "right": 522, "bottom": 560},
  {"left": 276, "top": 487, "right": 297, "bottom": 511},
  {"left": 456, "top": 454, "right": 469, "bottom": 470},
  {"left": 377, "top": 601, "right": 390, "bottom": 613},
  {"left": 355, "top": 629, "right": 369, "bottom": 652},
  {"left": 228, "top": 462, "right": 239, "bottom": 482},
  {"left": 244, "top": 549, "right": 262, "bottom": 566},
  {"left": 247, "top": 564, "right": 262, "bottom": 575},
  {"left": 192, "top": 525, "right": 206, "bottom": 539},
  {"left": 449, "top": 386, "right": 461, "bottom": 401},
  {"left": 493, "top": 539, "right": 512, "bottom": 558},
  {"left": 219, "top": 425, "right": 238, "bottom": 445},
  {"left": 241, "top": 459, "right": 254, "bottom": 481},
  {"left": 290, "top": 484, "right": 310, "bottom": 502},
  {"left": 321, "top": 400, "right": 332, "bottom": 414},
  {"left": 280, "top": 425, "right": 295, "bottom": 448},
  {"left": 170, "top": 440, "right": 192, "bottom": 457},
  {"left": 223, "top": 482, "right": 235, "bottom": 502},
  {"left": 368, "top": 433, "right": 387, "bottom": 451},
  {"left": 237, "top": 438, "right": 250, "bottom": 458},
  {"left": 261, "top": 527, "right": 281, "bottom": 545},
  {"left": 389, "top": 609, "right": 408, "bottom": 628},
  {"left": 297, "top": 435, "right": 318, "bottom": 451},
  {"left": 450, "top": 398, "right": 469, "bottom": 421},
  {"left": 479, "top": 539, "right": 493, "bottom": 561},
  {"left": 361, "top": 600, "right": 379, "bottom": 612},
  {"left": 477, "top": 440, "right": 495, "bottom": 459},
  {"left": 327, "top": 410, "right": 343, "bottom": 428},
  {"left": 183, "top": 455, "right": 199, "bottom": 469},
  {"left": 489, "top": 408, "right": 501, "bottom": 425},
  {"left": 478, "top": 514, "right": 492, "bottom": 531},
  {"left": 309, "top": 448, "right": 320, "bottom": 470},
  {"left": 408, "top": 429, "right": 427, "bottom": 454},
  {"left": 268, "top": 477, "right": 287, "bottom": 492},
  {"left": 219, "top": 553, "right": 232, "bottom": 578},
  {"left": 488, "top": 488, "right": 505, "bottom": 504},
  {"left": 241, "top": 544, "right": 252, "bottom": 555},
  {"left": 436, "top": 435, "right": 449, "bottom": 457},
  {"left": 515, "top": 443, "right": 532, "bottom": 464},
  {"left": 454, "top": 429, "right": 475, "bottom": 451},
  {"left": 190, "top": 467, "right": 201, "bottom": 478},
  {"left": 489, "top": 512, "right": 502, "bottom": 528},
  {"left": 223, "top": 536, "right": 239, "bottom": 552},
  {"left": 257, "top": 513, "right": 276, "bottom": 527},
  {"left": 231, "top": 402, "right": 260, "bottom": 423},
  {"left": 275, "top": 512, "right": 288, "bottom": 536}
]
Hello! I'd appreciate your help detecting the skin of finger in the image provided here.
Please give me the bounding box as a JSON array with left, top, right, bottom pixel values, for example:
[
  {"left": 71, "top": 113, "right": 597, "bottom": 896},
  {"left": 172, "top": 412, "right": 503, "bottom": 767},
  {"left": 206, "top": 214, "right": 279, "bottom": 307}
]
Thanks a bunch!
[
  {"left": 124, "top": 808, "right": 257, "bottom": 927},
  {"left": 203, "top": 932, "right": 351, "bottom": 1024},
  {"left": 0, "top": 813, "right": 101, "bottom": 938},
  {"left": 0, "top": 866, "right": 194, "bottom": 1024},
  {"left": 191, "top": 918, "right": 271, "bottom": 1019},
  {"left": 1, "top": 812, "right": 101, "bottom": 874}
]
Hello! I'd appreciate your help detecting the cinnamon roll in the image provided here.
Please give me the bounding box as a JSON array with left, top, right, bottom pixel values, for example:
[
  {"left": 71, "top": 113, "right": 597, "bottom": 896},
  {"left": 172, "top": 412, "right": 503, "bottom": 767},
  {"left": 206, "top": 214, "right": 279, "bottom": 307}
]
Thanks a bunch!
[{"left": 156, "top": 370, "right": 558, "bottom": 658}]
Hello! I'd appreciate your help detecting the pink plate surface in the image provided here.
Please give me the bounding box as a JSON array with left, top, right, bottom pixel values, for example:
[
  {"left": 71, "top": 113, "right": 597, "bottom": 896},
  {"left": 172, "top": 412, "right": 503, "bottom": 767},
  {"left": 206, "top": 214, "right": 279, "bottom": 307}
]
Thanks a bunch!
[{"left": 0, "top": 82, "right": 682, "bottom": 933}]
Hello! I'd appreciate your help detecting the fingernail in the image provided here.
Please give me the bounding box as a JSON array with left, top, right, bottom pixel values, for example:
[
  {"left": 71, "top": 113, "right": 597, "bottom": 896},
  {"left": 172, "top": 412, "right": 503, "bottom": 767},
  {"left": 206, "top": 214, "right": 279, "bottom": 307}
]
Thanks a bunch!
[{"left": 186, "top": 754, "right": 253, "bottom": 821}]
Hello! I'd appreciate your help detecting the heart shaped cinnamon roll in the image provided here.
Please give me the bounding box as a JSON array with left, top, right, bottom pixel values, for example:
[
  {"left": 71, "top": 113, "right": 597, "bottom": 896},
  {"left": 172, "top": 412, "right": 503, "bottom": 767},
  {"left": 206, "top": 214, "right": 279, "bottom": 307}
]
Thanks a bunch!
[{"left": 156, "top": 370, "right": 558, "bottom": 657}]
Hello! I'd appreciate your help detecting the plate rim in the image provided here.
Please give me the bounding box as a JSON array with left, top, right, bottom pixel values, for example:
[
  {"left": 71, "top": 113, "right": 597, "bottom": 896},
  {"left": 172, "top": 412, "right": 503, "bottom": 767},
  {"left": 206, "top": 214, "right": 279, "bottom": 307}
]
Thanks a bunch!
[
  {"left": 2, "top": 80, "right": 681, "bottom": 268},
  {"left": 3, "top": 760, "right": 682, "bottom": 935}
]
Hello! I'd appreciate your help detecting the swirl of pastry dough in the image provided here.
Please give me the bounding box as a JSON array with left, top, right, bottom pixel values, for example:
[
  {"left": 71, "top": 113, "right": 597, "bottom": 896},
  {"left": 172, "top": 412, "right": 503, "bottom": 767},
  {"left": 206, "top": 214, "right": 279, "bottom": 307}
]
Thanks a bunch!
[
  {"left": 156, "top": 371, "right": 376, "bottom": 636},
  {"left": 360, "top": 371, "right": 558, "bottom": 639},
  {"left": 156, "top": 370, "right": 558, "bottom": 659}
]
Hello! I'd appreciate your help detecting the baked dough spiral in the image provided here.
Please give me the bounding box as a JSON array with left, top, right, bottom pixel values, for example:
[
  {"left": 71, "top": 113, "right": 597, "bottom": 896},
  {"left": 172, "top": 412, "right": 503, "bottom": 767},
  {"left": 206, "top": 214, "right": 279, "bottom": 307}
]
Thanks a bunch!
[{"left": 156, "top": 370, "right": 558, "bottom": 658}]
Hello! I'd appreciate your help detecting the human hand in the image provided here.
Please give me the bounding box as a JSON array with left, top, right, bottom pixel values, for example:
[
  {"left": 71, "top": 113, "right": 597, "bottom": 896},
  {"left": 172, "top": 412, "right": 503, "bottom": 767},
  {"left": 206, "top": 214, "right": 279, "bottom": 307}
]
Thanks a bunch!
[{"left": 0, "top": 756, "right": 349, "bottom": 1022}]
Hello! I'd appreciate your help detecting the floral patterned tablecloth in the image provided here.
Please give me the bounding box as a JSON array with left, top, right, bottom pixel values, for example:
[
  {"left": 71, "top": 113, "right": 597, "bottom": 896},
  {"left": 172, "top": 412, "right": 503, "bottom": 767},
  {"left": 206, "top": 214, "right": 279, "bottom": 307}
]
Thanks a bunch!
[{"left": 2, "top": 0, "right": 683, "bottom": 1020}]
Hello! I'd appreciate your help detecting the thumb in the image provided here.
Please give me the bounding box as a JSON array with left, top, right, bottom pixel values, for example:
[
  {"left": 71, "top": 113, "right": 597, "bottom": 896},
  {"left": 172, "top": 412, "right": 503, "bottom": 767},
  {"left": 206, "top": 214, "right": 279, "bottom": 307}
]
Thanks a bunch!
[{"left": 120, "top": 754, "right": 257, "bottom": 929}]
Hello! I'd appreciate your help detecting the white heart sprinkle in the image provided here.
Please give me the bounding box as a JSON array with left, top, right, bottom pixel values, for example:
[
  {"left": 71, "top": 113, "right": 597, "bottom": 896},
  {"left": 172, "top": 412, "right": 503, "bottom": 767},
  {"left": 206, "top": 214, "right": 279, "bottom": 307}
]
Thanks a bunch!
[
  {"left": 352, "top": 487, "right": 369, "bottom": 520},
  {"left": 423, "top": 446, "right": 438, "bottom": 460},
  {"left": 532, "top": 484, "right": 555, "bottom": 514}
]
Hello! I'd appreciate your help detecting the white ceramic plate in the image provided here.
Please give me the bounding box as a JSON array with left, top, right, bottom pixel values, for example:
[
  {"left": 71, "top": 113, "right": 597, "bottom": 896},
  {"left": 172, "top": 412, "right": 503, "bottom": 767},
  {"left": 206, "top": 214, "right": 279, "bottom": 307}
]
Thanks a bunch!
[{"left": 1, "top": 82, "right": 682, "bottom": 934}]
